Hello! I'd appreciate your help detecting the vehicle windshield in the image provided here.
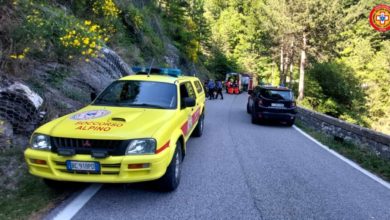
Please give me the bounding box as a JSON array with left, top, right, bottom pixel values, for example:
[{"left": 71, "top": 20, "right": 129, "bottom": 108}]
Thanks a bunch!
[
  {"left": 93, "top": 80, "right": 177, "bottom": 109},
  {"left": 260, "top": 89, "right": 293, "bottom": 101}
]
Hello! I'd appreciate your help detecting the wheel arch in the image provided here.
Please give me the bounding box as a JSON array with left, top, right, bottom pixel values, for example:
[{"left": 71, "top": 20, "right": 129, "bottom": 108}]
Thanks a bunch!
[{"left": 170, "top": 130, "right": 186, "bottom": 162}]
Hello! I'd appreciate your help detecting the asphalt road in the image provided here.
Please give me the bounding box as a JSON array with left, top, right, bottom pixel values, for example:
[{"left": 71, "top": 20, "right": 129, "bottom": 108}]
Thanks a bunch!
[{"left": 49, "top": 93, "right": 390, "bottom": 220}]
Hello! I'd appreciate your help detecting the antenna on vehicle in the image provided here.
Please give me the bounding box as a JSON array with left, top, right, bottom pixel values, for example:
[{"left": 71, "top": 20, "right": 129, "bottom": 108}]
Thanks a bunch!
[{"left": 147, "top": 59, "right": 154, "bottom": 77}]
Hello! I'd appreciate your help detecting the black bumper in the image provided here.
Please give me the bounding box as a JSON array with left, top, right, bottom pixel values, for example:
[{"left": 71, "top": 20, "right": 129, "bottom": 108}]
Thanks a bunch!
[{"left": 255, "top": 107, "right": 297, "bottom": 121}]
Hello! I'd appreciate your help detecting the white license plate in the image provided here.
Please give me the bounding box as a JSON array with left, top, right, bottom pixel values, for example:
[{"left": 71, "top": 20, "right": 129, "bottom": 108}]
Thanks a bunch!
[
  {"left": 66, "top": 161, "right": 100, "bottom": 172},
  {"left": 271, "top": 103, "right": 284, "bottom": 107}
]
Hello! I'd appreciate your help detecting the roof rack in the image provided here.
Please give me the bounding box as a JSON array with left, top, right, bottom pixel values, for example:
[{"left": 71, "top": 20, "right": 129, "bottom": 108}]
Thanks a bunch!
[{"left": 132, "top": 67, "right": 182, "bottom": 77}]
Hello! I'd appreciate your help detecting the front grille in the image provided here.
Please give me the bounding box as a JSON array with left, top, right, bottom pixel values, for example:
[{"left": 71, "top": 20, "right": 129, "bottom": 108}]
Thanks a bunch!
[{"left": 51, "top": 137, "right": 129, "bottom": 156}]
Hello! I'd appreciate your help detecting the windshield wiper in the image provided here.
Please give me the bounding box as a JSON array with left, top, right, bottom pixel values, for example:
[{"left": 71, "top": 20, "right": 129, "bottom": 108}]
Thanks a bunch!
[{"left": 129, "top": 103, "right": 167, "bottom": 109}]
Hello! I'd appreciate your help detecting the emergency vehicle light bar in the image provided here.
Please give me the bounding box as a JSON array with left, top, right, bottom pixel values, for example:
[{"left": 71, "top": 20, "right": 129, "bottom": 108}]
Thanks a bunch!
[{"left": 132, "top": 67, "right": 182, "bottom": 77}]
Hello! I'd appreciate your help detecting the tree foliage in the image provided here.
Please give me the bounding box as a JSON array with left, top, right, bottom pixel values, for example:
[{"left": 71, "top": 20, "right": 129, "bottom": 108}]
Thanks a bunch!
[{"left": 201, "top": 0, "right": 389, "bottom": 134}]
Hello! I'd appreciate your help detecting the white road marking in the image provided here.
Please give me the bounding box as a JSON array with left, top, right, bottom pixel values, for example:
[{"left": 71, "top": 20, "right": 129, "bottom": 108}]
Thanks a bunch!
[
  {"left": 293, "top": 125, "right": 390, "bottom": 190},
  {"left": 53, "top": 184, "right": 102, "bottom": 220}
]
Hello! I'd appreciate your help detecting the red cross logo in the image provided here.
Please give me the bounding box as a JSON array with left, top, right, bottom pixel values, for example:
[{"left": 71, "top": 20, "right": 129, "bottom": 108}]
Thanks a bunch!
[{"left": 370, "top": 4, "right": 390, "bottom": 32}]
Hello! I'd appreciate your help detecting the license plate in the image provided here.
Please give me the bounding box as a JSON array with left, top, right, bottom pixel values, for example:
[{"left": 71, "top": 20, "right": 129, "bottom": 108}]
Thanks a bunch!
[
  {"left": 271, "top": 103, "right": 284, "bottom": 107},
  {"left": 66, "top": 161, "right": 100, "bottom": 172}
]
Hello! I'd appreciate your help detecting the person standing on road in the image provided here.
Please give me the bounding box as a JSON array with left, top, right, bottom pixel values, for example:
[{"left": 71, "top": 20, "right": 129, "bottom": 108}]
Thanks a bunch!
[
  {"left": 207, "top": 79, "right": 216, "bottom": 100},
  {"left": 215, "top": 80, "right": 224, "bottom": 100},
  {"left": 225, "top": 81, "right": 230, "bottom": 93},
  {"left": 204, "top": 80, "right": 209, "bottom": 98}
]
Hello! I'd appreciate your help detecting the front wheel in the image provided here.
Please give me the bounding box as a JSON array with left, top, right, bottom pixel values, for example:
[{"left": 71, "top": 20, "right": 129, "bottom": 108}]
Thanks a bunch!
[
  {"left": 192, "top": 114, "right": 204, "bottom": 137},
  {"left": 157, "top": 142, "right": 182, "bottom": 192}
]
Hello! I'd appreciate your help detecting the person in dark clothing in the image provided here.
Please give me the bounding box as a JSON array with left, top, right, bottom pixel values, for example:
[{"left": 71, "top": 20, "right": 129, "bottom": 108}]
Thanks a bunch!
[
  {"left": 215, "top": 80, "right": 224, "bottom": 100},
  {"left": 204, "top": 80, "right": 209, "bottom": 98},
  {"left": 207, "top": 80, "right": 216, "bottom": 100}
]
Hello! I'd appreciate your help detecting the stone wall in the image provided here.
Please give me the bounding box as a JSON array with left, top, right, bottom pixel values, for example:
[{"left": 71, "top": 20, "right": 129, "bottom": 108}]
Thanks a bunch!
[{"left": 296, "top": 107, "right": 390, "bottom": 160}]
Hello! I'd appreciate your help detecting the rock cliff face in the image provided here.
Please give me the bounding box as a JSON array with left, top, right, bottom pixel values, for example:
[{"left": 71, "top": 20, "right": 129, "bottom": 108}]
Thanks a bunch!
[{"left": 0, "top": 48, "right": 132, "bottom": 150}]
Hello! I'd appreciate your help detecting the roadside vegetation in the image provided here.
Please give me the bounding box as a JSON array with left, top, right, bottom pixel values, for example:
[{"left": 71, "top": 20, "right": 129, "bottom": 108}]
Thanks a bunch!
[
  {"left": 295, "top": 120, "right": 390, "bottom": 182},
  {"left": 0, "top": 148, "right": 72, "bottom": 220}
]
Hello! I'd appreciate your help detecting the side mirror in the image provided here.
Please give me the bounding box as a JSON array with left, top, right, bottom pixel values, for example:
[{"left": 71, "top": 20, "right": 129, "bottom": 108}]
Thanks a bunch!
[
  {"left": 183, "top": 97, "right": 196, "bottom": 108},
  {"left": 90, "top": 92, "right": 97, "bottom": 102},
  {"left": 248, "top": 90, "right": 253, "bottom": 95}
]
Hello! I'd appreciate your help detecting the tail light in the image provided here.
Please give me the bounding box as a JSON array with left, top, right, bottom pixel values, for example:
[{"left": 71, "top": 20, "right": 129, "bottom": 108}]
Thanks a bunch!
[{"left": 258, "top": 99, "right": 263, "bottom": 107}]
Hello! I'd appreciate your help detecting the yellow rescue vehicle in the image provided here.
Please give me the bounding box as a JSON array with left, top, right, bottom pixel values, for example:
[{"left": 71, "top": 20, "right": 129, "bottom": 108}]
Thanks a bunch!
[{"left": 24, "top": 67, "right": 206, "bottom": 191}]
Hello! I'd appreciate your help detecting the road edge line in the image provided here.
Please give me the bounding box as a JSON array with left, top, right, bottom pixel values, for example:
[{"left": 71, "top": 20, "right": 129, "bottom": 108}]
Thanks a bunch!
[
  {"left": 293, "top": 125, "right": 390, "bottom": 190},
  {"left": 52, "top": 184, "right": 102, "bottom": 220}
]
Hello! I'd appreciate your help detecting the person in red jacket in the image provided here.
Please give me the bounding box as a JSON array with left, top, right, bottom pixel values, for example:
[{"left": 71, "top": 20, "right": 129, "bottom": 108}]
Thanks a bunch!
[{"left": 225, "top": 81, "right": 231, "bottom": 93}]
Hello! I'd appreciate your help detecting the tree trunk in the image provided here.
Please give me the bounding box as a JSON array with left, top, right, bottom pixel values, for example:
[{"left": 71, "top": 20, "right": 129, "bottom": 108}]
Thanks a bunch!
[
  {"left": 298, "top": 33, "right": 306, "bottom": 101},
  {"left": 280, "top": 40, "right": 284, "bottom": 86},
  {"left": 289, "top": 62, "right": 294, "bottom": 88},
  {"left": 282, "top": 55, "right": 288, "bottom": 86},
  {"left": 289, "top": 39, "right": 294, "bottom": 88}
]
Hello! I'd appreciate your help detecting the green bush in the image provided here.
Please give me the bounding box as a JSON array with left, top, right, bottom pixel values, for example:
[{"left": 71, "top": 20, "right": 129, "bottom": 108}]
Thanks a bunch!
[{"left": 303, "top": 61, "right": 367, "bottom": 124}]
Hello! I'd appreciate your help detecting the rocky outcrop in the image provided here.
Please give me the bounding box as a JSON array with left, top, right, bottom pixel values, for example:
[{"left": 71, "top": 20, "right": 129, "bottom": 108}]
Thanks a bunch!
[
  {"left": 0, "top": 76, "right": 44, "bottom": 135},
  {"left": 0, "top": 119, "right": 13, "bottom": 150},
  {"left": 0, "top": 47, "right": 132, "bottom": 149}
]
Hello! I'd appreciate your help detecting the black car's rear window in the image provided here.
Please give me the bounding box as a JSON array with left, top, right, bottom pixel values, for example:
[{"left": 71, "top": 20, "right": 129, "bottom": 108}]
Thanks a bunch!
[{"left": 260, "top": 89, "right": 293, "bottom": 101}]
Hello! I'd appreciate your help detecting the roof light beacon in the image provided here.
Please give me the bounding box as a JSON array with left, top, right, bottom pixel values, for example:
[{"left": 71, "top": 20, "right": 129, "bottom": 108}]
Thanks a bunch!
[{"left": 131, "top": 66, "right": 182, "bottom": 77}]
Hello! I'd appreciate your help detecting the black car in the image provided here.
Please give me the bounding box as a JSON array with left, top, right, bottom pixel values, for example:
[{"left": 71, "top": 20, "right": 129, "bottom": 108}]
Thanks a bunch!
[{"left": 247, "top": 86, "right": 297, "bottom": 126}]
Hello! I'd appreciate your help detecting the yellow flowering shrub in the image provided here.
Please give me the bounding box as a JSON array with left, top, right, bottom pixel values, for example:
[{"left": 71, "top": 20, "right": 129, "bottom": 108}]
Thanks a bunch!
[
  {"left": 10, "top": 48, "right": 30, "bottom": 60},
  {"left": 10, "top": 0, "right": 115, "bottom": 62},
  {"left": 92, "top": 0, "right": 121, "bottom": 19},
  {"left": 59, "top": 20, "right": 108, "bottom": 60}
]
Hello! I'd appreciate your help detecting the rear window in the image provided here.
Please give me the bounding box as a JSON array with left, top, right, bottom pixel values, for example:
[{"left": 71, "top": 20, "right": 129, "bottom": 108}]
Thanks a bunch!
[
  {"left": 194, "top": 80, "right": 204, "bottom": 94},
  {"left": 260, "top": 89, "right": 293, "bottom": 101}
]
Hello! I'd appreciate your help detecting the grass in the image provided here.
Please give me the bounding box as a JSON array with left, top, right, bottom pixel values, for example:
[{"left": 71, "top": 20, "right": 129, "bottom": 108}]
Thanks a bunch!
[
  {"left": 295, "top": 119, "right": 390, "bottom": 182},
  {"left": 0, "top": 148, "right": 70, "bottom": 220}
]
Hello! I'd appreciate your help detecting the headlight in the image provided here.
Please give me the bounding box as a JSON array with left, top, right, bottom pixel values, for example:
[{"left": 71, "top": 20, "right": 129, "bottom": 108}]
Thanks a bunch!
[
  {"left": 30, "top": 134, "right": 52, "bottom": 151},
  {"left": 125, "top": 139, "right": 156, "bottom": 155}
]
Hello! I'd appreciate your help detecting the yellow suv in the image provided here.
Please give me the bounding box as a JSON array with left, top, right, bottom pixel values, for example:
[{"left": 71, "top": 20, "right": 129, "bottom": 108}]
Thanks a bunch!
[{"left": 24, "top": 68, "right": 206, "bottom": 191}]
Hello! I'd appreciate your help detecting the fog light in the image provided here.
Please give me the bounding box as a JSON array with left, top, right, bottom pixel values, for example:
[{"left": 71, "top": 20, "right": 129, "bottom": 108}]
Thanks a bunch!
[
  {"left": 128, "top": 163, "right": 150, "bottom": 169},
  {"left": 31, "top": 159, "right": 47, "bottom": 165}
]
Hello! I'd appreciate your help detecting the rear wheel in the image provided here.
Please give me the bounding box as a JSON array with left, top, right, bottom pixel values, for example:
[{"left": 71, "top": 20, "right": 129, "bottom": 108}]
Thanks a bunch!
[
  {"left": 157, "top": 142, "right": 182, "bottom": 192},
  {"left": 286, "top": 119, "right": 295, "bottom": 127},
  {"left": 192, "top": 114, "right": 204, "bottom": 137},
  {"left": 246, "top": 102, "right": 251, "bottom": 114},
  {"left": 251, "top": 108, "right": 259, "bottom": 124}
]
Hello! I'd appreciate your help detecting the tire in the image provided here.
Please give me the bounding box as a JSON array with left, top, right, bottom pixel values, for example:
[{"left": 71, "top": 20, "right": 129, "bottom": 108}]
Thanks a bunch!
[
  {"left": 251, "top": 108, "right": 259, "bottom": 124},
  {"left": 247, "top": 102, "right": 251, "bottom": 114},
  {"left": 157, "top": 143, "right": 182, "bottom": 192},
  {"left": 43, "top": 179, "right": 68, "bottom": 191},
  {"left": 192, "top": 114, "right": 204, "bottom": 137},
  {"left": 286, "top": 119, "right": 295, "bottom": 127}
]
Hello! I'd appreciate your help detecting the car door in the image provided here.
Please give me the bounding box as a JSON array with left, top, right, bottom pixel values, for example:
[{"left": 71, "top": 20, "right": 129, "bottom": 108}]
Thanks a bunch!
[
  {"left": 192, "top": 79, "right": 205, "bottom": 113},
  {"left": 178, "top": 81, "right": 197, "bottom": 139}
]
